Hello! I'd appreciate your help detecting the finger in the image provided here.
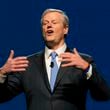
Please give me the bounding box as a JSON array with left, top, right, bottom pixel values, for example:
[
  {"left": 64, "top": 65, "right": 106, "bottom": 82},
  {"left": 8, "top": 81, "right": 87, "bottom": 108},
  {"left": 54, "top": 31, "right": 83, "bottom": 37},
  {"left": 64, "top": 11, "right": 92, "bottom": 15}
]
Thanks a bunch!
[
  {"left": 60, "top": 53, "right": 75, "bottom": 58},
  {"left": 61, "top": 62, "right": 75, "bottom": 67},
  {"left": 12, "top": 64, "right": 28, "bottom": 68},
  {"left": 8, "top": 50, "right": 14, "bottom": 59},
  {"left": 13, "top": 60, "right": 29, "bottom": 65},
  {"left": 14, "top": 57, "right": 28, "bottom": 61},
  {"left": 73, "top": 48, "right": 80, "bottom": 56},
  {"left": 59, "top": 58, "right": 72, "bottom": 62},
  {"left": 11, "top": 68, "right": 26, "bottom": 72}
]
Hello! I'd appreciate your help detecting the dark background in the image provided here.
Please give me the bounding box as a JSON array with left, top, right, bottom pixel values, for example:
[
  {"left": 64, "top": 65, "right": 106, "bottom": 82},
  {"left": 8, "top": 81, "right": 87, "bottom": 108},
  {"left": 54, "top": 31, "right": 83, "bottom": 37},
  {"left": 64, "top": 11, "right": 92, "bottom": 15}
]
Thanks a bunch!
[{"left": 0, "top": 0, "right": 110, "bottom": 110}]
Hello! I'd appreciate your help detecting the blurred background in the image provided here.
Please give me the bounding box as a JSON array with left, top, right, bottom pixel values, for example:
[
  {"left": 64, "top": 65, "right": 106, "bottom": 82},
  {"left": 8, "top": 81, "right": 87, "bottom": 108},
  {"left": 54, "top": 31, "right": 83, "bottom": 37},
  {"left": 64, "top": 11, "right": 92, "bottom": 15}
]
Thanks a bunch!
[{"left": 0, "top": 0, "right": 110, "bottom": 110}]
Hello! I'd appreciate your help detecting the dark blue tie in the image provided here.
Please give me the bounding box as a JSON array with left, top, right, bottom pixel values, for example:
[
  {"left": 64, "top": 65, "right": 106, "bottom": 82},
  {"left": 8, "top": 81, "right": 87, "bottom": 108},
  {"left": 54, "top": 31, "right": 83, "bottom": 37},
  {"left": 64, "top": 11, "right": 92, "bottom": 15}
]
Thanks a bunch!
[{"left": 50, "top": 52, "right": 58, "bottom": 92}]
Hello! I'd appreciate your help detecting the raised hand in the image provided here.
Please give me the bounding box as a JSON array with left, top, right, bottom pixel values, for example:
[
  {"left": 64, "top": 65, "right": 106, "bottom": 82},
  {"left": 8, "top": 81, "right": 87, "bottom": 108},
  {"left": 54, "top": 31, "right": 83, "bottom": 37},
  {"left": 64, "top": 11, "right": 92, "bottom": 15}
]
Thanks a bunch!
[
  {"left": 0, "top": 50, "right": 29, "bottom": 74},
  {"left": 59, "top": 48, "right": 89, "bottom": 70}
]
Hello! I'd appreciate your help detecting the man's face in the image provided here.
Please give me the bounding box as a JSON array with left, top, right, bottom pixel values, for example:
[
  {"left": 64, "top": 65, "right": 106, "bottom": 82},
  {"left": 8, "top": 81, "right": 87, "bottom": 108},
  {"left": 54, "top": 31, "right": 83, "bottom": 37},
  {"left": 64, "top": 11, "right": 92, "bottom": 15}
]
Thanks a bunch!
[{"left": 42, "top": 12, "right": 68, "bottom": 47}]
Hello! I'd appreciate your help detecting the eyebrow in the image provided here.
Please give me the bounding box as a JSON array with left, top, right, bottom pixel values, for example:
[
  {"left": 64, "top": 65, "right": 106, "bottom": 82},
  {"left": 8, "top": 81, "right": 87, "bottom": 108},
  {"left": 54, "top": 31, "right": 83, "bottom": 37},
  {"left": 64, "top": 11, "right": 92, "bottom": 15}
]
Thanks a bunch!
[{"left": 43, "top": 19, "right": 59, "bottom": 22}]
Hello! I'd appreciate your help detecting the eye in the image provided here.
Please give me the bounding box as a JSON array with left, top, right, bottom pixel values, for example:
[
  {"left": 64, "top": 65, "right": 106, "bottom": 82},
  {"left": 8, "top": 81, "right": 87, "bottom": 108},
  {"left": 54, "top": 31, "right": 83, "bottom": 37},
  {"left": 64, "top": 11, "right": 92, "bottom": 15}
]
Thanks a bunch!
[
  {"left": 52, "top": 22, "right": 57, "bottom": 24},
  {"left": 42, "top": 21, "right": 49, "bottom": 26},
  {"left": 52, "top": 20, "right": 58, "bottom": 24},
  {"left": 42, "top": 22, "right": 48, "bottom": 25}
]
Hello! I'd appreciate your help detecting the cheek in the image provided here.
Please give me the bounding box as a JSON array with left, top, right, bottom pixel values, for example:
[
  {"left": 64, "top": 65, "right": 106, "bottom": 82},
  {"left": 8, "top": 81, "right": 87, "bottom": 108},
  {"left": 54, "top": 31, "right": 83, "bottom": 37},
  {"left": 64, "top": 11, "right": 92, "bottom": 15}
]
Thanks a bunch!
[
  {"left": 42, "top": 30, "right": 45, "bottom": 35},
  {"left": 42, "top": 27, "right": 45, "bottom": 32},
  {"left": 55, "top": 26, "right": 63, "bottom": 33},
  {"left": 42, "top": 30, "right": 46, "bottom": 39},
  {"left": 56, "top": 29, "right": 65, "bottom": 36},
  {"left": 42, "top": 27, "right": 46, "bottom": 35}
]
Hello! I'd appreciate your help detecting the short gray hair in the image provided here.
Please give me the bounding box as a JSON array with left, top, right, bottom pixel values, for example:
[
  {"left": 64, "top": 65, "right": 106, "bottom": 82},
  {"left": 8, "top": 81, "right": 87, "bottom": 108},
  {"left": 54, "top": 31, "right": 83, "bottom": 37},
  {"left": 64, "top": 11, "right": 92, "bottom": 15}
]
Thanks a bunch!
[{"left": 41, "top": 8, "right": 69, "bottom": 27}]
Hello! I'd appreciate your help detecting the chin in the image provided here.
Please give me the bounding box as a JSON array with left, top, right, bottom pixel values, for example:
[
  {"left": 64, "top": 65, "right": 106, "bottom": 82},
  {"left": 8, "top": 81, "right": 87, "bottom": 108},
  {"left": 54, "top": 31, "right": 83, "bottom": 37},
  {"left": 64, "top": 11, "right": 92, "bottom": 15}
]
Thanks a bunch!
[
  {"left": 45, "top": 39, "right": 55, "bottom": 44},
  {"left": 45, "top": 38, "right": 55, "bottom": 42}
]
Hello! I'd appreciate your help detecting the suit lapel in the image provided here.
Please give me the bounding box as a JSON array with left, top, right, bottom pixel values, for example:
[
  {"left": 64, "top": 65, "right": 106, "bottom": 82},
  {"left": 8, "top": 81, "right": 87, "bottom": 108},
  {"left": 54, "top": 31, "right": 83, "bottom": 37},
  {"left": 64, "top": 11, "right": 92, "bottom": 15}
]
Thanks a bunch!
[
  {"left": 54, "top": 65, "right": 70, "bottom": 90},
  {"left": 54, "top": 47, "right": 72, "bottom": 91},
  {"left": 34, "top": 51, "right": 51, "bottom": 92}
]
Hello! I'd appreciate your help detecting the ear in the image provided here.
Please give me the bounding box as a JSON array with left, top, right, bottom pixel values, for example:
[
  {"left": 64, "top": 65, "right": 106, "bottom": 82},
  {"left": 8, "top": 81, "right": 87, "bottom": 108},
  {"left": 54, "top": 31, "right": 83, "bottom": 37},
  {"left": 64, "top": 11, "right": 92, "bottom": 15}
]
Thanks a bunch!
[{"left": 64, "top": 25, "right": 69, "bottom": 35}]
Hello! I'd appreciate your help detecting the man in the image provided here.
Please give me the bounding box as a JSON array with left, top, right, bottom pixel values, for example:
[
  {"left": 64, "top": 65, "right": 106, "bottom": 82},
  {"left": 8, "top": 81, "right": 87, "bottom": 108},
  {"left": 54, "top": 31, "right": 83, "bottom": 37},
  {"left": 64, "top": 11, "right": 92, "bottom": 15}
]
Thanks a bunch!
[{"left": 0, "top": 8, "right": 110, "bottom": 110}]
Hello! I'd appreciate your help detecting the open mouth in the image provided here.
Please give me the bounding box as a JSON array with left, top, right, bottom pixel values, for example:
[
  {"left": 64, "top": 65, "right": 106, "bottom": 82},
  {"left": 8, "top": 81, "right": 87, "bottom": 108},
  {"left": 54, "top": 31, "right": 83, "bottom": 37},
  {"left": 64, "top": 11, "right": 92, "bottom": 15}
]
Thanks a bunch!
[{"left": 46, "top": 30, "right": 54, "bottom": 35}]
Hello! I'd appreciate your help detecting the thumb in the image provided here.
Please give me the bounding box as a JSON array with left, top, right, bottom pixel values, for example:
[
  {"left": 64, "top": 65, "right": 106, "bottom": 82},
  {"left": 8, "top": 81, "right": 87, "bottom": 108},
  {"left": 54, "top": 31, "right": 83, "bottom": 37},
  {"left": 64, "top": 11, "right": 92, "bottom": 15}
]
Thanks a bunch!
[
  {"left": 8, "top": 50, "right": 14, "bottom": 59},
  {"left": 73, "top": 48, "right": 79, "bottom": 56}
]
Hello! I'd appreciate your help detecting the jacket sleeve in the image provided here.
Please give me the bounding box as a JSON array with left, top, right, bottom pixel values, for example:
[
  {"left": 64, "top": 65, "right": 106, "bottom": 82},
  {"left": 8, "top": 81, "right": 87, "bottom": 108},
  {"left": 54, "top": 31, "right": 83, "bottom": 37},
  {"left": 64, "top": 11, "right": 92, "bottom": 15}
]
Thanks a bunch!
[
  {"left": 81, "top": 53, "right": 110, "bottom": 101},
  {"left": 87, "top": 59, "right": 110, "bottom": 101},
  {"left": 0, "top": 72, "right": 23, "bottom": 103}
]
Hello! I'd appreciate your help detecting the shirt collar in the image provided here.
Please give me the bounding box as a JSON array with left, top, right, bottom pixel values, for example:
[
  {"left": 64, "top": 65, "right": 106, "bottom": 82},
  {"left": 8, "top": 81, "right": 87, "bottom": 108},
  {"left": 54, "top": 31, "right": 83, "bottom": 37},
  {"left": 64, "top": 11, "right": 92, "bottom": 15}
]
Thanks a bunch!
[{"left": 45, "top": 43, "right": 67, "bottom": 59}]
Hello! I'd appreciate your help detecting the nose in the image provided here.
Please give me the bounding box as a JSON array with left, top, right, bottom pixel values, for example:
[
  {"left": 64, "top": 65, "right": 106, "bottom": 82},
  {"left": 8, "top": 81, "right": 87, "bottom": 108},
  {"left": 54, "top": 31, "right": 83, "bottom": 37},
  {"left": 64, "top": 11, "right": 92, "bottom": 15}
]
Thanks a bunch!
[{"left": 47, "top": 23, "right": 52, "bottom": 29}]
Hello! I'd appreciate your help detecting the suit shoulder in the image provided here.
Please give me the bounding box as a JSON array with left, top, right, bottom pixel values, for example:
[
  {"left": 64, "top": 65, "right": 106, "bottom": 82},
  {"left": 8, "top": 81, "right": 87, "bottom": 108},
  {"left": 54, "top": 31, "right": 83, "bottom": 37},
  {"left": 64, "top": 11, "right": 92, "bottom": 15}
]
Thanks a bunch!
[
  {"left": 79, "top": 52, "right": 92, "bottom": 58},
  {"left": 79, "top": 52, "right": 93, "bottom": 62},
  {"left": 27, "top": 51, "right": 43, "bottom": 59}
]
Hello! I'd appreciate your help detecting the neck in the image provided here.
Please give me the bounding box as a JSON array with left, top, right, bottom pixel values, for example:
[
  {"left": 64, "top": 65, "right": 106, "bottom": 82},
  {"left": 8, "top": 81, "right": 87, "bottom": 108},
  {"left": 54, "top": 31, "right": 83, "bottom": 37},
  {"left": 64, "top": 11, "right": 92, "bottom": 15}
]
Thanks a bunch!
[{"left": 46, "top": 41, "right": 65, "bottom": 50}]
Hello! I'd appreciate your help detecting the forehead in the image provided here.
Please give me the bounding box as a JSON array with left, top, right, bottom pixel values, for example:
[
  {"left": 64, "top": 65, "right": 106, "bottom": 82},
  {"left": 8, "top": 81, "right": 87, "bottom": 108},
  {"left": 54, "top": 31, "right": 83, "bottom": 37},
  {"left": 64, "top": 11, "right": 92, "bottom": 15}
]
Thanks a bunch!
[{"left": 42, "top": 12, "right": 64, "bottom": 20}]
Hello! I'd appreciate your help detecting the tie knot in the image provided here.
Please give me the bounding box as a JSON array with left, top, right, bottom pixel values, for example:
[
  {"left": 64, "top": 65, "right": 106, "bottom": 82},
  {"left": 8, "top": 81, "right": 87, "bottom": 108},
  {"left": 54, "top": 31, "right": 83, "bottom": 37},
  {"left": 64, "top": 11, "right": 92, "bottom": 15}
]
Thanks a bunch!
[{"left": 50, "top": 52, "right": 57, "bottom": 59}]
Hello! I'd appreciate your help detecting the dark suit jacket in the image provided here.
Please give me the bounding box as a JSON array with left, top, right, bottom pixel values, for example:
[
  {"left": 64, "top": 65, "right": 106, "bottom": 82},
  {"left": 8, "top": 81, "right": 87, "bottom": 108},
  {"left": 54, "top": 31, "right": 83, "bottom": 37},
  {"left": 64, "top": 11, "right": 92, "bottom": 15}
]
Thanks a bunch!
[{"left": 0, "top": 48, "right": 110, "bottom": 110}]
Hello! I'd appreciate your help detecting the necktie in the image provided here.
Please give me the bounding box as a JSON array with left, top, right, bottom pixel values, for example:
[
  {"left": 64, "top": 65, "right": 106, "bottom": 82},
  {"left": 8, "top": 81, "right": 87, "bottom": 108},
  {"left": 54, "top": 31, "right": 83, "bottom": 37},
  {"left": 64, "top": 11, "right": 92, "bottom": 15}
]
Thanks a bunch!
[{"left": 50, "top": 52, "right": 58, "bottom": 92}]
